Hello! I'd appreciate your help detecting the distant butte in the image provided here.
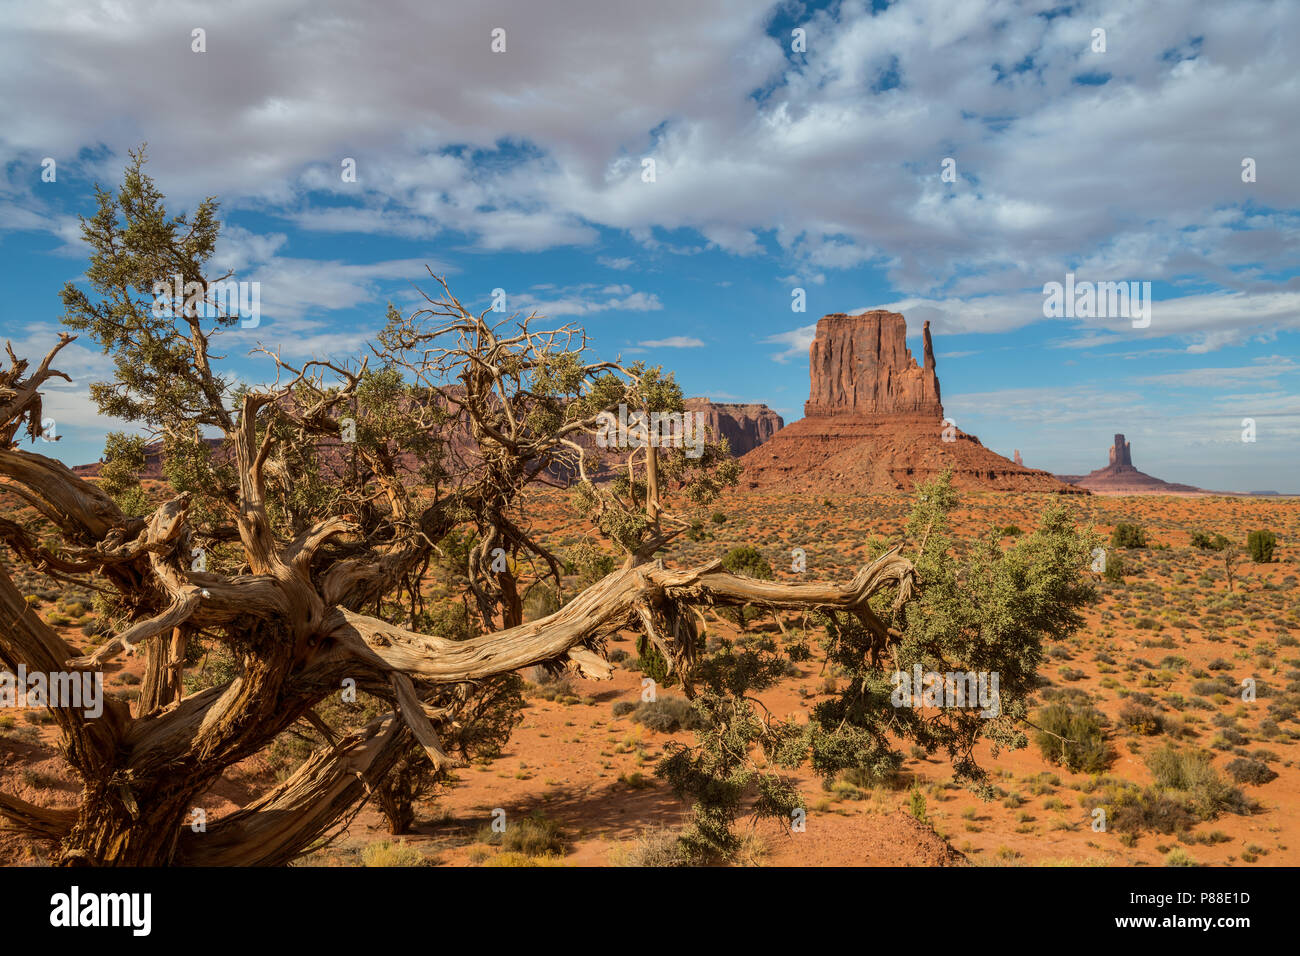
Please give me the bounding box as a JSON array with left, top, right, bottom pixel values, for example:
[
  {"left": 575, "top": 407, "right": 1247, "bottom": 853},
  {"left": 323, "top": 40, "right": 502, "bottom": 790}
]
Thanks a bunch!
[
  {"left": 740, "top": 311, "right": 1083, "bottom": 494},
  {"left": 1056, "top": 433, "right": 1205, "bottom": 495}
]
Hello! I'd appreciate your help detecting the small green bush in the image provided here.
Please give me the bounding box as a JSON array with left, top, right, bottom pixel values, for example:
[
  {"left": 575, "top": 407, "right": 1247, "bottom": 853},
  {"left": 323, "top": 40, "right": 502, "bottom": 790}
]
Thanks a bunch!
[
  {"left": 1247, "top": 530, "right": 1276, "bottom": 563},
  {"left": 1190, "top": 531, "right": 1231, "bottom": 551},
  {"left": 1111, "top": 523, "right": 1148, "bottom": 549},
  {"left": 1034, "top": 700, "right": 1115, "bottom": 773}
]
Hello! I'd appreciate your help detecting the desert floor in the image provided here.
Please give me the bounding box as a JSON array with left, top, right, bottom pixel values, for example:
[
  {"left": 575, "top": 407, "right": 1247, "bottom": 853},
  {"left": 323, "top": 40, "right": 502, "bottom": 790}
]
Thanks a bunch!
[{"left": 3, "top": 489, "right": 1297, "bottom": 867}]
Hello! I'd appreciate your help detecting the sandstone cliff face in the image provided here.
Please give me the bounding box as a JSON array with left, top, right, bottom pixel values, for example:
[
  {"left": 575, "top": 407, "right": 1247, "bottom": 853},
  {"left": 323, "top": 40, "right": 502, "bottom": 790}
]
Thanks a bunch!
[
  {"left": 1108, "top": 433, "right": 1133, "bottom": 467},
  {"left": 804, "top": 311, "right": 942, "bottom": 419},
  {"left": 684, "top": 398, "right": 783, "bottom": 456}
]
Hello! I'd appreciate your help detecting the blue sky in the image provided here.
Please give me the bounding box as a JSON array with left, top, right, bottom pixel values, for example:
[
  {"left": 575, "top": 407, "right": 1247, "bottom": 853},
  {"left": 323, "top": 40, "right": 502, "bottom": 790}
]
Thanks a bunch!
[{"left": 1, "top": 0, "right": 1297, "bottom": 491}]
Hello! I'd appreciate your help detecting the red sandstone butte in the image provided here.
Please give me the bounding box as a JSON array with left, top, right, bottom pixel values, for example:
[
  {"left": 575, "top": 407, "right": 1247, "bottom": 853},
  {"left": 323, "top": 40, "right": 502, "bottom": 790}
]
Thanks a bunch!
[
  {"left": 683, "top": 398, "right": 783, "bottom": 456},
  {"left": 741, "top": 310, "right": 1084, "bottom": 494},
  {"left": 1056, "top": 433, "right": 1204, "bottom": 495}
]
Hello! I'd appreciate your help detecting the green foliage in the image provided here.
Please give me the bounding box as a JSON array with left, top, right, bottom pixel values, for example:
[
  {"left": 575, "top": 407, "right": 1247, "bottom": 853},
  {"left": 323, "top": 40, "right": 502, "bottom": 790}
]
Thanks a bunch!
[
  {"left": 1110, "top": 523, "right": 1148, "bottom": 549},
  {"left": 717, "top": 545, "right": 773, "bottom": 630},
  {"left": 565, "top": 543, "right": 618, "bottom": 590},
  {"left": 635, "top": 634, "right": 675, "bottom": 687},
  {"left": 1247, "top": 530, "right": 1276, "bottom": 563},
  {"left": 907, "top": 786, "right": 929, "bottom": 824},
  {"left": 809, "top": 469, "right": 1100, "bottom": 793},
  {"left": 569, "top": 366, "right": 741, "bottom": 558},
  {"left": 98, "top": 432, "right": 151, "bottom": 516},
  {"left": 1190, "top": 530, "right": 1231, "bottom": 551},
  {"left": 721, "top": 545, "right": 772, "bottom": 580},
  {"left": 61, "top": 146, "right": 232, "bottom": 432},
  {"left": 1103, "top": 550, "right": 1126, "bottom": 583},
  {"left": 655, "top": 639, "right": 804, "bottom": 863},
  {"left": 655, "top": 469, "right": 1098, "bottom": 860}
]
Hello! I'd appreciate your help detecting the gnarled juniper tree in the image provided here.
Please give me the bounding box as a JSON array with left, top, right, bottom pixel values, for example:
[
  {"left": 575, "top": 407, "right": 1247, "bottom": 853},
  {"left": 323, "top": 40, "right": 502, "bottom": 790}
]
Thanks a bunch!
[{"left": 0, "top": 151, "right": 1097, "bottom": 865}]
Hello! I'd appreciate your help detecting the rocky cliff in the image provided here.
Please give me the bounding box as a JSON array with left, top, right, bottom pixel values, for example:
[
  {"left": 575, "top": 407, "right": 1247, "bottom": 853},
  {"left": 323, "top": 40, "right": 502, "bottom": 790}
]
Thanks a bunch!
[
  {"left": 741, "top": 311, "right": 1083, "bottom": 494},
  {"left": 804, "top": 312, "right": 942, "bottom": 419},
  {"left": 684, "top": 398, "right": 783, "bottom": 456}
]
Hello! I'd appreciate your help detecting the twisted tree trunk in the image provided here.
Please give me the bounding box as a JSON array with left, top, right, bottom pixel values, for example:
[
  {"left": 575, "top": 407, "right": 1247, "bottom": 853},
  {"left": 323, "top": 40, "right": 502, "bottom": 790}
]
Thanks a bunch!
[{"left": 1, "top": 335, "right": 919, "bottom": 866}]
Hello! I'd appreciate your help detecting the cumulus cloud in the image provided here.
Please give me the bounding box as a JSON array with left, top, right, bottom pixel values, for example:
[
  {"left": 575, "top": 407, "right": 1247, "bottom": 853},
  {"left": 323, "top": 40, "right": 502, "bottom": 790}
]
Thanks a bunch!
[
  {"left": 761, "top": 322, "right": 817, "bottom": 362},
  {"left": 0, "top": 0, "right": 1295, "bottom": 351}
]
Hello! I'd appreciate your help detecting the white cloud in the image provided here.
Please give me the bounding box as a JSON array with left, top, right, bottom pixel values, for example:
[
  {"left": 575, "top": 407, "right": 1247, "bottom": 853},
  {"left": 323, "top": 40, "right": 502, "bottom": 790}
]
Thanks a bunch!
[
  {"left": 511, "top": 282, "right": 663, "bottom": 318},
  {"left": 761, "top": 323, "right": 817, "bottom": 363},
  {"left": 0, "top": 0, "right": 1296, "bottom": 350}
]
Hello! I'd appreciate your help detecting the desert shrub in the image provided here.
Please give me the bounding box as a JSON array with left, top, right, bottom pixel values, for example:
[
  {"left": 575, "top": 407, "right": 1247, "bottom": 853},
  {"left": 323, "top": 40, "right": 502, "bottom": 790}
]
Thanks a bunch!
[
  {"left": 481, "top": 852, "right": 567, "bottom": 867},
  {"left": 785, "top": 639, "right": 812, "bottom": 662},
  {"left": 1146, "top": 745, "right": 1250, "bottom": 818},
  {"left": 1107, "top": 789, "right": 1197, "bottom": 835},
  {"left": 1247, "top": 530, "right": 1276, "bottom": 563},
  {"left": 616, "top": 828, "right": 690, "bottom": 867},
  {"left": 632, "top": 696, "right": 703, "bottom": 733},
  {"left": 1225, "top": 757, "right": 1278, "bottom": 786},
  {"left": 79, "top": 617, "right": 112, "bottom": 640},
  {"left": 566, "top": 545, "right": 618, "bottom": 590},
  {"left": 907, "top": 786, "right": 928, "bottom": 823},
  {"left": 1190, "top": 531, "right": 1231, "bottom": 551},
  {"left": 521, "top": 582, "right": 560, "bottom": 622},
  {"left": 183, "top": 640, "right": 241, "bottom": 694},
  {"left": 362, "top": 839, "right": 430, "bottom": 867},
  {"left": 1118, "top": 701, "right": 1163, "bottom": 736},
  {"left": 722, "top": 545, "right": 772, "bottom": 579},
  {"left": 833, "top": 754, "right": 906, "bottom": 792},
  {"left": 1191, "top": 678, "right": 1235, "bottom": 697},
  {"left": 529, "top": 672, "right": 576, "bottom": 702},
  {"left": 422, "top": 600, "right": 476, "bottom": 641},
  {"left": 449, "top": 674, "right": 527, "bottom": 761},
  {"left": 1111, "top": 523, "right": 1148, "bottom": 549},
  {"left": 1103, "top": 552, "right": 1125, "bottom": 583},
  {"left": 611, "top": 700, "right": 637, "bottom": 718},
  {"left": 479, "top": 812, "right": 568, "bottom": 857},
  {"left": 718, "top": 545, "right": 773, "bottom": 631},
  {"left": 503, "top": 813, "right": 567, "bottom": 856},
  {"left": 658, "top": 470, "right": 1099, "bottom": 861},
  {"left": 1033, "top": 700, "right": 1114, "bottom": 773},
  {"left": 710, "top": 511, "right": 727, "bottom": 524},
  {"left": 1164, "top": 847, "right": 1197, "bottom": 867}
]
